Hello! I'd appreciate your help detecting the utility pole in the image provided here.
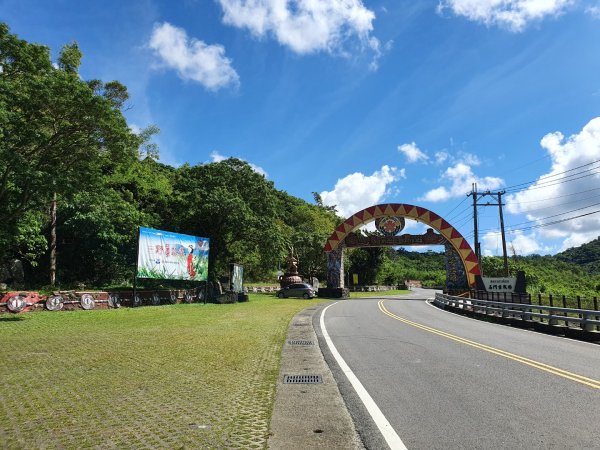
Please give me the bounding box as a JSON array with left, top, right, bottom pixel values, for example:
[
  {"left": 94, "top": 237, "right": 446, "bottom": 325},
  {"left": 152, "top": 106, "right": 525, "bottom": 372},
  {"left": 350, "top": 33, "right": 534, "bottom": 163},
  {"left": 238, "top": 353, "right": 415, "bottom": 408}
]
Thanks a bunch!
[
  {"left": 469, "top": 183, "right": 480, "bottom": 270},
  {"left": 469, "top": 188, "right": 510, "bottom": 277},
  {"left": 497, "top": 191, "right": 509, "bottom": 276}
]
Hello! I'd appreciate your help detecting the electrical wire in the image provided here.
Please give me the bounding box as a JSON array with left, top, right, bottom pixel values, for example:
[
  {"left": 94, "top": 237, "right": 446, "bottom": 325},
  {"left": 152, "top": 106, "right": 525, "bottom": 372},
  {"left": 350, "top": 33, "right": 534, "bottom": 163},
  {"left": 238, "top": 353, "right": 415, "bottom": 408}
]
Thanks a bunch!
[
  {"left": 504, "top": 193, "right": 600, "bottom": 215},
  {"left": 498, "top": 209, "right": 600, "bottom": 234},
  {"left": 504, "top": 168, "right": 600, "bottom": 194},
  {"left": 504, "top": 186, "right": 600, "bottom": 204},
  {"left": 501, "top": 158, "right": 600, "bottom": 192}
]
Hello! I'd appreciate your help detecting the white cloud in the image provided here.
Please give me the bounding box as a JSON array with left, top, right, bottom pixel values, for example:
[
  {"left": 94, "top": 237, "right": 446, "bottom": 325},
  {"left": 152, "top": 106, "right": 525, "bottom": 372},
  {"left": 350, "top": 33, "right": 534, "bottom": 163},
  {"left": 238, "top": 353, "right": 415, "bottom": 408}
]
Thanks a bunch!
[
  {"left": 320, "top": 165, "right": 403, "bottom": 217},
  {"left": 210, "top": 151, "right": 268, "bottom": 177},
  {"left": 506, "top": 117, "right": 600, "bottom": 251},
  {"left": 148, "top": 22, "right": 239, "bottom": 91},
  {"left": 398, "top": 142, "right": 429, "bottom": 163},
  {"left": 420, "top": 161, "right": 504, "bottom": 202},
  {"left": 434, "top": 151, "right": 449, "bottom": 165},
  {"left": 482, "top": 230, "right": 549, "bottom": 256},
  {"left": 587, "top": 3, "right": 600, "bottom": 18},
  {"left": 217, "top": 0, "right": 381, "bottom": 62},
  {"left": 437, "top": 0, "right": 574, "bottom": 31}
]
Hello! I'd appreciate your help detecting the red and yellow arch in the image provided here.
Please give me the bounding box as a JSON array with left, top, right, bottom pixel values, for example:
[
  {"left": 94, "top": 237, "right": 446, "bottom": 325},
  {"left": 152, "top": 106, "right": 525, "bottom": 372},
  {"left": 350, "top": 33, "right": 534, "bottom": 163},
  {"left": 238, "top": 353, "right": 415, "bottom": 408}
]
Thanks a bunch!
[{"left": 324, "top": 203, "right": 480, "bottom": 287}]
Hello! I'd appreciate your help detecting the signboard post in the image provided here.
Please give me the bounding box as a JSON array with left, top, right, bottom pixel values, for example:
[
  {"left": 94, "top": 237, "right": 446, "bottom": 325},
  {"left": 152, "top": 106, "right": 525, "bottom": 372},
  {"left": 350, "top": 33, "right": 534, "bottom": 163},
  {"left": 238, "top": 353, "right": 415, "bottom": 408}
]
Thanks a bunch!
[{"left": 231, "top": 264, "right": 244, "bottom": 294}]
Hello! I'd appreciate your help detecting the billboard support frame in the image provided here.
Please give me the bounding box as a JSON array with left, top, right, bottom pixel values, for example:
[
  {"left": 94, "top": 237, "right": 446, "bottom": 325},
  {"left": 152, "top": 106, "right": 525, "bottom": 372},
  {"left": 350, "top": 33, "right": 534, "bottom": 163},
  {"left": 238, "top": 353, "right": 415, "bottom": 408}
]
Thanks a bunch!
[{"left": 133, "top": 227, "right": 141, "bottom": 306}]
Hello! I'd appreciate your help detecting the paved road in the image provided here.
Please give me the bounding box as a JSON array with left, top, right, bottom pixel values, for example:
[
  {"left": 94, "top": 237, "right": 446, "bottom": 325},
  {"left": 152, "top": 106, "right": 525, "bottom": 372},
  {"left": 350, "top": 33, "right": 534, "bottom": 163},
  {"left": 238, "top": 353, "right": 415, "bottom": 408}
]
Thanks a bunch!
[{"left": 318, "top": 289, "right": 600, "bottom": 449}]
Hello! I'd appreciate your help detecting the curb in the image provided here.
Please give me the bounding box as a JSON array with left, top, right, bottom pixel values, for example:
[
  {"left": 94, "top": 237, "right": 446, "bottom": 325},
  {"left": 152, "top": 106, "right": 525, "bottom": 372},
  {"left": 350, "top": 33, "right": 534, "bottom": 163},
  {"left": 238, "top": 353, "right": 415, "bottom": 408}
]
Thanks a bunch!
[{"left": 268, "top": 303, "right": 364, "bottom": 450}]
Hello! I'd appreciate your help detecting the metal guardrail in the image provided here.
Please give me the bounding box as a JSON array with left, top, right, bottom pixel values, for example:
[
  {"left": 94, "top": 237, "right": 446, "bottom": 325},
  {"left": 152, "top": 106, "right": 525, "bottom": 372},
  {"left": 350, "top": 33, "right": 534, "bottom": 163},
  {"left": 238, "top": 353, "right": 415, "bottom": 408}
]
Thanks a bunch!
[{"left": 434, "top": 293, "right": 600, "bottom": 332}]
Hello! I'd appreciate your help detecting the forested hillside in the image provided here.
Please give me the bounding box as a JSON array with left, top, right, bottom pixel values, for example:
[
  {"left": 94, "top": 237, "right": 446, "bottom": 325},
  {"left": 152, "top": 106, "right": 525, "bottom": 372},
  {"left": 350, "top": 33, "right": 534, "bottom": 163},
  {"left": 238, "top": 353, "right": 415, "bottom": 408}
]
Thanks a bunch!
[
  {"left": 348, "top": 248, "right": 600, "bottom": 298},
  {"left": 555, "top": 237, "right": 600, "bottom": 273},
  {"left": 0, "top": 24, "right": 339, "bottom": 289}
]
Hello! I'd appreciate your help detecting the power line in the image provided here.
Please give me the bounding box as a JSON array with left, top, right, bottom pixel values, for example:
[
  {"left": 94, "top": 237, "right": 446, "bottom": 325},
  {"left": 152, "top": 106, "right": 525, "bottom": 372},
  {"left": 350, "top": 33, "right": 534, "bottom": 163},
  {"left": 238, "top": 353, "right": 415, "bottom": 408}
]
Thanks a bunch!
[
  {"left": 479, "top": 202, "right": 600, "bottom": 234},
  {"left": 504, "top": 167, "right": 600, "bottom": 194},
  {"left": 504, "top": 193, "right": 600, "bottom": 215},
  {"left": 501, "top": 158, "right": 600, "bottom": 192},
  {"left": 505, "top": 186, "right": 600, "bottom": 204},
  {"left": 499, "top": 209, "right": 600, "bottom": 234},
  {"left": 442, "top": 196, "right": 468, "bottom": 219}
]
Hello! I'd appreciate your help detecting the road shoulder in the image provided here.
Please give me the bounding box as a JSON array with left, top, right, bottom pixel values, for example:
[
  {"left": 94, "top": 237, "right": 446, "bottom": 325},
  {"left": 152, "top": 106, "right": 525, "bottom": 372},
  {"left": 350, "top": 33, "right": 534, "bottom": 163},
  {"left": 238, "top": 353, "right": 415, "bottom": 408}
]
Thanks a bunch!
[{"left": 268, "top": 302, "right": 364, "bottom": 450}]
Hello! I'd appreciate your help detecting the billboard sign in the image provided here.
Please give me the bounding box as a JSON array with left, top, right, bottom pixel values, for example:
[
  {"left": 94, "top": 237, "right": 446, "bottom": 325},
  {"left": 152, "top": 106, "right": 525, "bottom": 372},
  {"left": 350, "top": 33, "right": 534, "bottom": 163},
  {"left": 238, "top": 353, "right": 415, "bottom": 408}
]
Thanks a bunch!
[
  {"left": 231, "top": 264, "right": 244, "bottom": 293},
  {"left": 137, "top": 227, "right": 209, "bottom": 281}
]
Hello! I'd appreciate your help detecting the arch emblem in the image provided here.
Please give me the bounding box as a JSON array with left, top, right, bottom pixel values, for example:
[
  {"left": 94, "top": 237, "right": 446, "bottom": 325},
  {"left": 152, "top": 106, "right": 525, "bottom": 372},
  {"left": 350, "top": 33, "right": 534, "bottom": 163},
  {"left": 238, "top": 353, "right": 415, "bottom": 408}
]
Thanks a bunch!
[{"left": 324, "top": 203, "right": 480, "bottom": 287}]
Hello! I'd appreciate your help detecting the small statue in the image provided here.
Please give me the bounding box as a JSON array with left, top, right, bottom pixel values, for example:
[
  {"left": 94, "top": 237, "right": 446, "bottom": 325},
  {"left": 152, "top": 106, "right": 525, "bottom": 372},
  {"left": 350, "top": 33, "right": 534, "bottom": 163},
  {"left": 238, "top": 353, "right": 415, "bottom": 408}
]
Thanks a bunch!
[
  {"left": 286, "top": 246, "right": 299, "bottom": 274},
  {"left": 279, "top": 245, "right": 302, "bottom": 288}
]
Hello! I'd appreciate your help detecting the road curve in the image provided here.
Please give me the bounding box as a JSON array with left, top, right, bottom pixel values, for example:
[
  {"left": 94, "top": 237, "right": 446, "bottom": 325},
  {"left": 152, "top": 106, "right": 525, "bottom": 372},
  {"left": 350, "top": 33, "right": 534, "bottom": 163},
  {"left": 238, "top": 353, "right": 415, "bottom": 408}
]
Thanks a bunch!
[{"left": 317, "top": 289, "right": 600, "bottom": 449}]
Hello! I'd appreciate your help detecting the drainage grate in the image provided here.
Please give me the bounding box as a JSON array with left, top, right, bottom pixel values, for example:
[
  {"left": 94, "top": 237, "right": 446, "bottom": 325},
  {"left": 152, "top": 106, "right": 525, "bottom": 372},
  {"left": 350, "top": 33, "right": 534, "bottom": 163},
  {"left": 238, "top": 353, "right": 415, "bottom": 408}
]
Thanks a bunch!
[
  {"left": 288, "top": 340, "right": 315, "bottom": 346},
  {"left": 293, "top": 323, "right": 309, "bottom": 326},
  {"left": 283, "top": 374, "right": 322, "bottom": 384}
]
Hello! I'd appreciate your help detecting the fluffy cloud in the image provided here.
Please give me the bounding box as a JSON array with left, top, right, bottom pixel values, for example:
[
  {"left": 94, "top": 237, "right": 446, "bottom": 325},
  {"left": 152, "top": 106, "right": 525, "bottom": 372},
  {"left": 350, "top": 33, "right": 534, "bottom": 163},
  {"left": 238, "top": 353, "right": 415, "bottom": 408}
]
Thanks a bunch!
[
  {"left": 398, "top": 142, "right": 429, "bottom": 163},
  {"left": 149, "top": 22, "right": 239, "bottom": 91},
  {"left": 420, "top": 161, "right": 504, "bottom": 202},
  {"left": 437, "top": 0, "right": 574, "bottom": 31},
  {"left": 506, "top": 117, "right": 600, "bottom": 251},
  {"left": 217, "top": 0, "right": 381, "bottom": 61},
  {"left": 482, "top": 230, "right": 546, "bottom": 256},
  {"left": 210, "top": 151, "right": 268, "bottom": 177},
  {"left": 320, "top": 165, "right": 404, "bottom": 218}
]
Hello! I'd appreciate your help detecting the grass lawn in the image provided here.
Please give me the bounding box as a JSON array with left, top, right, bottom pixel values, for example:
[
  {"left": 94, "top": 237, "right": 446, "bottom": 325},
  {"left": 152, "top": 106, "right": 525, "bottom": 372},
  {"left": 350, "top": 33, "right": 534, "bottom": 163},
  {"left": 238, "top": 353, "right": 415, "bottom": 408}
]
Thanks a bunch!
[
  {"left": 0, "top": 294, "right": 324, "bottom": 449},
  {"left": 349, "top": 289, "right": 411, "bottom": 298}
]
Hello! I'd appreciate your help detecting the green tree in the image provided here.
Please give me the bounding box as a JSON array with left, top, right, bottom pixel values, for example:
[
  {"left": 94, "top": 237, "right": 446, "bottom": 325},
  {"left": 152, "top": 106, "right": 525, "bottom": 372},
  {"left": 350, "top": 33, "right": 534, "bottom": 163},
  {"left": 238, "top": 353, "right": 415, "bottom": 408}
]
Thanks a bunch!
[
  {"left": 0, "top": 23, "right": 145, "bottom": 282},
  {"left": 171, "top": 158, "right": 286, "bottom": 281}
]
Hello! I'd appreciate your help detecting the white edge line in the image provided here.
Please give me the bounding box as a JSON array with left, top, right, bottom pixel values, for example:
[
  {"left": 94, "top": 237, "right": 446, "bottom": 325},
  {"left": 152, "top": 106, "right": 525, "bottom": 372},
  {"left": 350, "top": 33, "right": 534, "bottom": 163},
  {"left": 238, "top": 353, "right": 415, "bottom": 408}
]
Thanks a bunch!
[{"left": 320, "top": 302, "right": 408, "bottom": 450}]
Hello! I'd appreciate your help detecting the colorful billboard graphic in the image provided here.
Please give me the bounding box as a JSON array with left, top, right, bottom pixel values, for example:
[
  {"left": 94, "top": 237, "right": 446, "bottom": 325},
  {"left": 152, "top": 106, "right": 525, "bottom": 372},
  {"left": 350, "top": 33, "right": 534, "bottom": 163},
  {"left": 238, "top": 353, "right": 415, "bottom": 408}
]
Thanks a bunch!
[
  {"left": 231, "top": 264, "right": 244, "bottom": 293},
  {"left": 137, "top": 227, "right": 209, "bottom": 281}
]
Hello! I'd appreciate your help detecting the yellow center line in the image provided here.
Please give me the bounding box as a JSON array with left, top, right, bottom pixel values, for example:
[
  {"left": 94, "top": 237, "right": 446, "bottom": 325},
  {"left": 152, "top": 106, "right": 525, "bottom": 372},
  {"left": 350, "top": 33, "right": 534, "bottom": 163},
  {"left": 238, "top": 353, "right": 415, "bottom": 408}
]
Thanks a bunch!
[{"left": 378, "top": 300, "right": 600, "bottom": 390}]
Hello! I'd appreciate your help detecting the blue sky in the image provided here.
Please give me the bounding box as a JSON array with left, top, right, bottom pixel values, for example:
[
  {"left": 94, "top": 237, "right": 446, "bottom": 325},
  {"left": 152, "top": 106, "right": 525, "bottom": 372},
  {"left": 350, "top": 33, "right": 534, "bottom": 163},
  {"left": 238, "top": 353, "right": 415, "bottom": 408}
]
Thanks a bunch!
[{"left": 3, "top": 0, "right": 600, "bottom": 257}]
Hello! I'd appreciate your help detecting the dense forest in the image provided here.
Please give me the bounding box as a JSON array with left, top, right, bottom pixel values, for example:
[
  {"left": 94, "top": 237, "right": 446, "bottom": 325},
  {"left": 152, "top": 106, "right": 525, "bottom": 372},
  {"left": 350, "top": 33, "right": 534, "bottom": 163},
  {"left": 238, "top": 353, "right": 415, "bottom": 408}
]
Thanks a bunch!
[{"left": 1, "top": 24, "right": 599, "bottom": 298}]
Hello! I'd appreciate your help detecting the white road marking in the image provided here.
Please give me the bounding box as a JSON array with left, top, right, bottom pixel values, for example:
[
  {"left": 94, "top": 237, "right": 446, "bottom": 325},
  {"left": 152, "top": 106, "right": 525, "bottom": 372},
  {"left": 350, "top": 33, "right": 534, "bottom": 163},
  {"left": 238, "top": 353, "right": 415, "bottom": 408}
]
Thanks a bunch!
[{"left": 320, "top": 302, "right": 408, "bottom": 450}]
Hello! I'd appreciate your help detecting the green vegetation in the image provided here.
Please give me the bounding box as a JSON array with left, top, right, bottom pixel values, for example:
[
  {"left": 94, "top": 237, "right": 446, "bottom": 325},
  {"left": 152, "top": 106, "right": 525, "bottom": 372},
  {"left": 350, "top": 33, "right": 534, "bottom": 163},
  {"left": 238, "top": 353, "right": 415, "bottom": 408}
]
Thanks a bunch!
[
  {"left": 555, "top": 236, "right": 600, "bottom": 273},
  {"left": 0, "top": 24, "right": 339, "bottom": 290},
  {"left": 346, "top": 247, "right": 446, "bottom": 287},
  {"left": 0, "top": 294, "right": 325, "bottom": 448}
]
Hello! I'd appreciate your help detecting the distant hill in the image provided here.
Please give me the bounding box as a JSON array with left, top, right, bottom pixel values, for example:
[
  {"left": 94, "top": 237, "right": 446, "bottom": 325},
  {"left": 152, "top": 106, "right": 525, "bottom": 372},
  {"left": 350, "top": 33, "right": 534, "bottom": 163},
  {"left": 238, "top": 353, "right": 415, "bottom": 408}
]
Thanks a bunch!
[{"left": 555, "top": 237, "right": 600, "bottom": 274}]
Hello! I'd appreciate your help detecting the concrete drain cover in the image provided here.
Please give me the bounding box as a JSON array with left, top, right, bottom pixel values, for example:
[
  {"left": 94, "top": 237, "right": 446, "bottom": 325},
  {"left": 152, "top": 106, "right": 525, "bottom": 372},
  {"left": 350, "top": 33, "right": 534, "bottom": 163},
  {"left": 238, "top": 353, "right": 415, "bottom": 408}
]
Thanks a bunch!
[
  {"left": 283, "top": 374, "right": 322, "bottom": 384},
  {"left": 288, "top": 340, "right": 314, "bottom": 346}
]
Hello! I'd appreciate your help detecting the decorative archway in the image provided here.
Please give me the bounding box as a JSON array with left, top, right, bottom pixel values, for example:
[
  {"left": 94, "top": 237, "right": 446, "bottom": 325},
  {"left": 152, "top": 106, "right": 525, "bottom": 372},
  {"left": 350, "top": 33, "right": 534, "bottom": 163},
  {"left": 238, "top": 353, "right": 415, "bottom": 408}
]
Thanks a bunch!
[{"left": 323, "top": 203, "right": 480, "bottom": 290}]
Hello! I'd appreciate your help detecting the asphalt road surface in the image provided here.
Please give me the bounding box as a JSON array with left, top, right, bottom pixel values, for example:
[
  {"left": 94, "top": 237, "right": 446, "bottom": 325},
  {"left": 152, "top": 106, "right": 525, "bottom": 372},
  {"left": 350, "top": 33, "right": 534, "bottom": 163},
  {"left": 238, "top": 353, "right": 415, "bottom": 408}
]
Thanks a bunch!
[{"left": 318, "top": 288, "right": 600, "bottom": 450}]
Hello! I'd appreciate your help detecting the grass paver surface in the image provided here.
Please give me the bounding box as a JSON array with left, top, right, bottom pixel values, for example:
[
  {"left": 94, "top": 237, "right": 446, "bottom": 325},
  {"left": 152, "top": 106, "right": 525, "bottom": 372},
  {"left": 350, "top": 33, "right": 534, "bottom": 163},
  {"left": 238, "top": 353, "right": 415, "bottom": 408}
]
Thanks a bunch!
[{"left": 0, "top": 294, "right": 324, "bottom": 449}]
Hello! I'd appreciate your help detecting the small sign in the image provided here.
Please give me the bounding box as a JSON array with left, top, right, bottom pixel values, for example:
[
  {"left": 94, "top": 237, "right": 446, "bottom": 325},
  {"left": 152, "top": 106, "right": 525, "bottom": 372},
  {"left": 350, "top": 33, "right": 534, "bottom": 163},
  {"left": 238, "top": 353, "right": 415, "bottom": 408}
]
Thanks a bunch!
[
  {"left": 353, "top": 274, "right": 358, "bottom": 285},
  {"left": 482, "top": 277, "right": 516, "bottom": 293}
]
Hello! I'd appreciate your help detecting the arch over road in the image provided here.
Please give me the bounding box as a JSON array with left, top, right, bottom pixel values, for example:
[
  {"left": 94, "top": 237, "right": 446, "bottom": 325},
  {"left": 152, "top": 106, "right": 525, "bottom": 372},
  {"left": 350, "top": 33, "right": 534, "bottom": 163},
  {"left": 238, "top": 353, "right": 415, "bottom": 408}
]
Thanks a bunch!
[{"left": 323, "top": 203, "right": 480, "bottom": 289}]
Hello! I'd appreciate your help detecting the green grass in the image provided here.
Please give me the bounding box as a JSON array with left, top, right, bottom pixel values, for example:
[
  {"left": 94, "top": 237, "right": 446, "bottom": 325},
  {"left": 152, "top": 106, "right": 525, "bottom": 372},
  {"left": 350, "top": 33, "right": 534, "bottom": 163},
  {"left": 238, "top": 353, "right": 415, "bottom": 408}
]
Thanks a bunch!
[
  {"left": 0, "top": 294, "right": 325, "bottom": 449},
  {"left": 349, "top": 289, "right": 411, "bottom": 298}
]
